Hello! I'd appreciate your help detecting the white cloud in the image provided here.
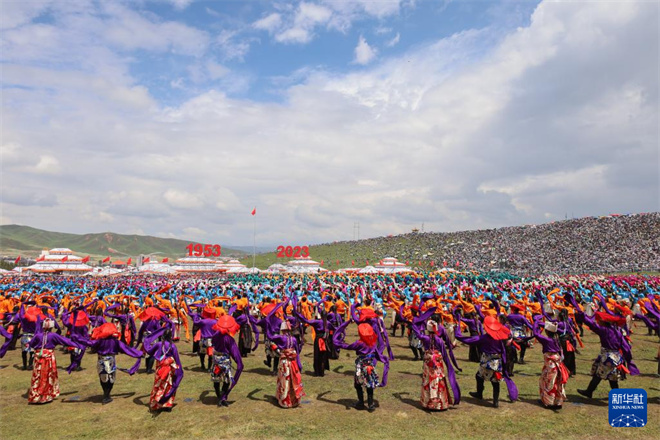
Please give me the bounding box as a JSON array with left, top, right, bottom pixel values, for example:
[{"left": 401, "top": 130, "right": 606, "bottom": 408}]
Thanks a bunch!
[
  {"left": 265, "top": 0, "right": 403, "bottom": 44},
  {"left": 1, "top": 0, "right": 657, "bottom": 245},
  {"left": 101, "top": 3, "right": 209, "bottom": 56},
  {"left": 183, "top": 226, "right": 207, "bottom": 238},
  {"left": 253, "top": 13, "right": 282, "bottom": 32},
  {"left": 206, "top": 60, "right": 230, "bottom": 80},
  {"left": 274, "top": 2, "right": 332, "bottom": 44},
  {"left": 32, "top": 155, "right": 61, "bottom": 175},
  {"left": 170, "top": 0, "right": 194, "bottom": 10},
  {"left": 386, "top": 32, "right": 400, "bottom": 47},
  {"left": 163, "top": 189, "right": 204, "bottom": 209},
  {"left": 353, "top": 35, "right": 377, "bottom": 65},
  {"left": 215, "top": 30, "right": 252, "bottom": 61},
  {"left": 0, "top": 0, "right": 54, "bottom": 30}
]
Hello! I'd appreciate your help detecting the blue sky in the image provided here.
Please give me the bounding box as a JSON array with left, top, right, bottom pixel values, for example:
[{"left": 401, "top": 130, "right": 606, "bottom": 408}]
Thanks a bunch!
[{"left": 1, "top": 0, "right": 658, "bottom": 246}]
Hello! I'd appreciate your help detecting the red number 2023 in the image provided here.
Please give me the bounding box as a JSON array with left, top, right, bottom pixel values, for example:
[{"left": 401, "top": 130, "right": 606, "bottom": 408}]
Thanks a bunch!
[{"left": 276, "top": 245, "right": 310, "bottom": 258}]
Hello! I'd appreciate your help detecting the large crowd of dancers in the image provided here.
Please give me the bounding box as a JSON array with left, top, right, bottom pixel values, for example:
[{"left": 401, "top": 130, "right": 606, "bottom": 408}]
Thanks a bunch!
[{"left": 1, "top": 272, "right": 657, "bottom": 413}]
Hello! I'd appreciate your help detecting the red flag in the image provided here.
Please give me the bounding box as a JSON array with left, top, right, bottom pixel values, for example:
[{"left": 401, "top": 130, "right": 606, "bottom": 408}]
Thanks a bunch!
[
  {"left": 351, "top": 260, "right": 355, "bottom": 266},
  {"left": 143, "top": 257, "right": 150, "bottom": 264},
  {"left": 127, "top": 258, "right": 132, "bottom": 265},
  {"left": 36, "top": 255, "right": 45, "bottom": 262},
  {"left": 102, "top": 256, "right": 111, "bottom": 263},
  {"left": 405, "top": 260, "right": 409, "bottom": 265},
  {"left": 456, "top": 261, "right": 460, "bottom": 267},
  {"left": 251, "top": 207, "right": 256, "bottom": 216},
  {"left": 320, "top": 260, "right": 324, "bottom": 266},
  {"left": 82, "top": 256, "right": 90, "bottom": 263},
  {"left": 14, "top": 255, "right": 21, "bottom": 265},
  {"left": 61, "top": 255, "right": 68, "bottom": 262},
  {"left": 162, "top": 257, "right": 169, "bottom": 263},
  {"left": 469, "top": 262, "right": 473, "bottom": 268},
  {"left": 336, "top": 260, "right": 339, "bottom": 266},
  {"left": 443, "top": 260, "right": 447, "bottom": 267},
  {"left": 430, "top": 261, "right": 435, "bottom": 267},
  {"left": 366, "top": 259, "right": 369, "bottom": 265}
]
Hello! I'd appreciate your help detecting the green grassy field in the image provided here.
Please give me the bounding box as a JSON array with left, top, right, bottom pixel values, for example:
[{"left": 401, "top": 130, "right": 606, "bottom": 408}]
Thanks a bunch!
[
  {"left": 0, "top": 224, "right": 246, "bottom": 261},
  {"left": 0, "top": 326, "right": 658, "bottom": 440}
]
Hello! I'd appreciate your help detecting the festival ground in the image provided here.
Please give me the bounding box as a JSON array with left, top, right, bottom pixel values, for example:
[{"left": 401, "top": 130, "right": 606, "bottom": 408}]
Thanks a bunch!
[{"left": 1, "top": 324, "right": 657, "bottom": 440}]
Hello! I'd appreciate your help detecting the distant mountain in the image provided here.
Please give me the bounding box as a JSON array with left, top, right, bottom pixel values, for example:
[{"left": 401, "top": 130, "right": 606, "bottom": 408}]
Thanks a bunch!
[
  {"left": 0, "top": 225, "right": 246, "bottom": 259},
  {"left": 227, "top": 245, "right": 275, "bottom": 254}
]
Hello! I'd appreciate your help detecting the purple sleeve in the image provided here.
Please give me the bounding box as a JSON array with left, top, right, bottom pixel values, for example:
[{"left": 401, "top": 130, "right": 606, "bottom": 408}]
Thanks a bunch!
[
  {"left": 635, "top": 313, "right": 659, "bottom": 331},
  {"left": 582, "top": 313, "right": 603, "bottom": 335},
  {"left": 376, "top": 349, "right": 389, "bottom": 386},
  {"left": 51, "top": 333, "right": 79, "bottom": 349},
  {"left": 0, "top": 325, "right": 11, "bottom": 339},
  {"left": 332, "top": 320, "right": 351, "bottom": 349},
  {"left": 439, "top": 339, "right": 461, "bottom": 403},
  {"left": 117, "top": 339, "right": 143, "bottom": 375},
  {"left": 454, "top": 324, "right": 480, "bottom": 344},
  {"left": 230, "top": 338, "right": 244, "bottom": 389},
  {"left": 249, "top": 315, "right": 260, "bottom": 351},
  {"left": 350, "top": 303, "right": 360, "bottom": 322},
  {"left": 411, "top": 325, "right": 430, "bottom": 347},
  {"left": 413, "top": 307, "right": 436, "bottom": 325}
]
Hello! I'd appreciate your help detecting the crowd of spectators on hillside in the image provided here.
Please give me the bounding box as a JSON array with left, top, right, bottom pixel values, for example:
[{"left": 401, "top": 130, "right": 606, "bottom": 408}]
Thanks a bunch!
[{"left": 323, "top": 213, "right": 660, "bottom": 275}]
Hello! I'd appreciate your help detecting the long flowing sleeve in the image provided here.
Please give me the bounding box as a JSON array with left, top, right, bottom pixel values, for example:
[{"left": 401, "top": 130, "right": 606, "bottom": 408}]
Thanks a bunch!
[
  {"left": 230, "top": 339, "right": 244, "bottom": 390},
  {"left": 439, "top": 338, "right": 461, "bottom": 404},
  {"left": 332, "top": 320, "right": 351, "bottom": 350},
  {"left": 118, "top": 340, "right": 143, "bottom": 374}
]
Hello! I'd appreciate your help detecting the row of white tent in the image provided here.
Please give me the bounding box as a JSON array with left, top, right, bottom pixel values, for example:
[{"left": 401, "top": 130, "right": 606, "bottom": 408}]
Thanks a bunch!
[{"left": 6, "top": 249, "right": 424, "bottom": 276}]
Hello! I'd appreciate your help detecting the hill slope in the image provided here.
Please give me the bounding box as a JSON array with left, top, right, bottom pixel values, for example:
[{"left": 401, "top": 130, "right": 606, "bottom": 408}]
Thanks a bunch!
[
  {"left": 242, "top": 213, "right": 660, "bottom": 275},
  {"left": 0, "top": 225, "right": 246, "bottom": 259}
]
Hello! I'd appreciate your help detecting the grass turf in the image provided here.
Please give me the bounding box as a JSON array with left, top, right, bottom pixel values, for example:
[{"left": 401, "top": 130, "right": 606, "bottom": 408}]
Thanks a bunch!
[{"left": 0, "top": 325, "right": 658, "bottom": 440}]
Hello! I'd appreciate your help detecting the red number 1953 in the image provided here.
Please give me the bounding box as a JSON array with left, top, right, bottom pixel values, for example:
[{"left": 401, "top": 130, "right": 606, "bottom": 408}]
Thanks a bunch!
[{"left": 186, "top": 243, "right": 222, "bottom": 257}]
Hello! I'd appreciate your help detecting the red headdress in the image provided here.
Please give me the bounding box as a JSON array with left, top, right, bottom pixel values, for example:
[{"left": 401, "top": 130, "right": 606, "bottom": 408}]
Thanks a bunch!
[
  {"left": 483, "top": 315, "right": 511, "bottom": 340},
  {"left": 212, "top": 315, "right": 240, "bottom": 336},
  {"left": 595, "top": 311, "right": 626, "bottom": 326},
  {"left": 91, "top": 322, "right": 120, "bottom": 340},
  {"left": 359, "top": 308, "right": 378, "bottom": 322},
  {"left": 137, "top": 307, "right": 165, "bottom": 322},
  {"left": 201, "top": 306, "right": 217, "bottom": 319},
  {"left": 358, "top": 323, "right": 377, "bottom": 347}
]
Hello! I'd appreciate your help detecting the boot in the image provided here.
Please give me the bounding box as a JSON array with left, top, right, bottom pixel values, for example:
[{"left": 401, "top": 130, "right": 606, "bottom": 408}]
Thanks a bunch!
[
  {"left": 207, "top": 357, "right": 212, "bottom": 372},
  {"left": 469, "top": 375, "right": 484, "bottom": 399},
  {"left": 354, "top": 385, "right": 365, "bottom": 410},
  {"left": 578, "top": 376, "right": 601, "bottom": 398},
  {"left": 22, "top": 351, "right": 28, "bottom": 370},
  {"left": 199, "top": 354, "right": 206, "bottom": 371},
  {"left": 608, "top": 380, "right": 619, "bottom": 390},
  {"left": 264, "top": 355, "right": 272, "bottom": 368},
  {"left": 272, "top": 357, "right": 279, "bottom": 375},
  {"left": 214, "top": 382, "right": 222, "bottom": 407},
  {"left": 101, "top": 381, "right": 113, "bottom": 404},
  {"left": 28, "top": 352, "right": 34, "bottom": 369},
  {"left": 492, "top": 382, "right": 500, "bottom": 408},
  {"left": 145, "top": 356, "right": 155, "bottom": 374},
  {"left": 519, "top": 345, "right": 527, "bottom": 364},
  {"left": 367, "top": 387, "right": 375, "bottom": 412},
  {"left": 221, "top": 382, "right": 230, "bottom": 407}
]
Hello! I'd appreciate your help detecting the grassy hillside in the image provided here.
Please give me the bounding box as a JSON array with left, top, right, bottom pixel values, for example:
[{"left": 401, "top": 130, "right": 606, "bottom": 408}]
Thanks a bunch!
[
  {"left": 240, "top": 213, "right": 660, "bottom": 274},
  {"left": 0, "top": 225, "right": 246, "bottom": 260}
]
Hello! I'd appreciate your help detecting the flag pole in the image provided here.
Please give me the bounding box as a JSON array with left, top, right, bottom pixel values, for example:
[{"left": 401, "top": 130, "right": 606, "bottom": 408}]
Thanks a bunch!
[{"left": 252, "top": 208, "right": 256, "bottom": 269}]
